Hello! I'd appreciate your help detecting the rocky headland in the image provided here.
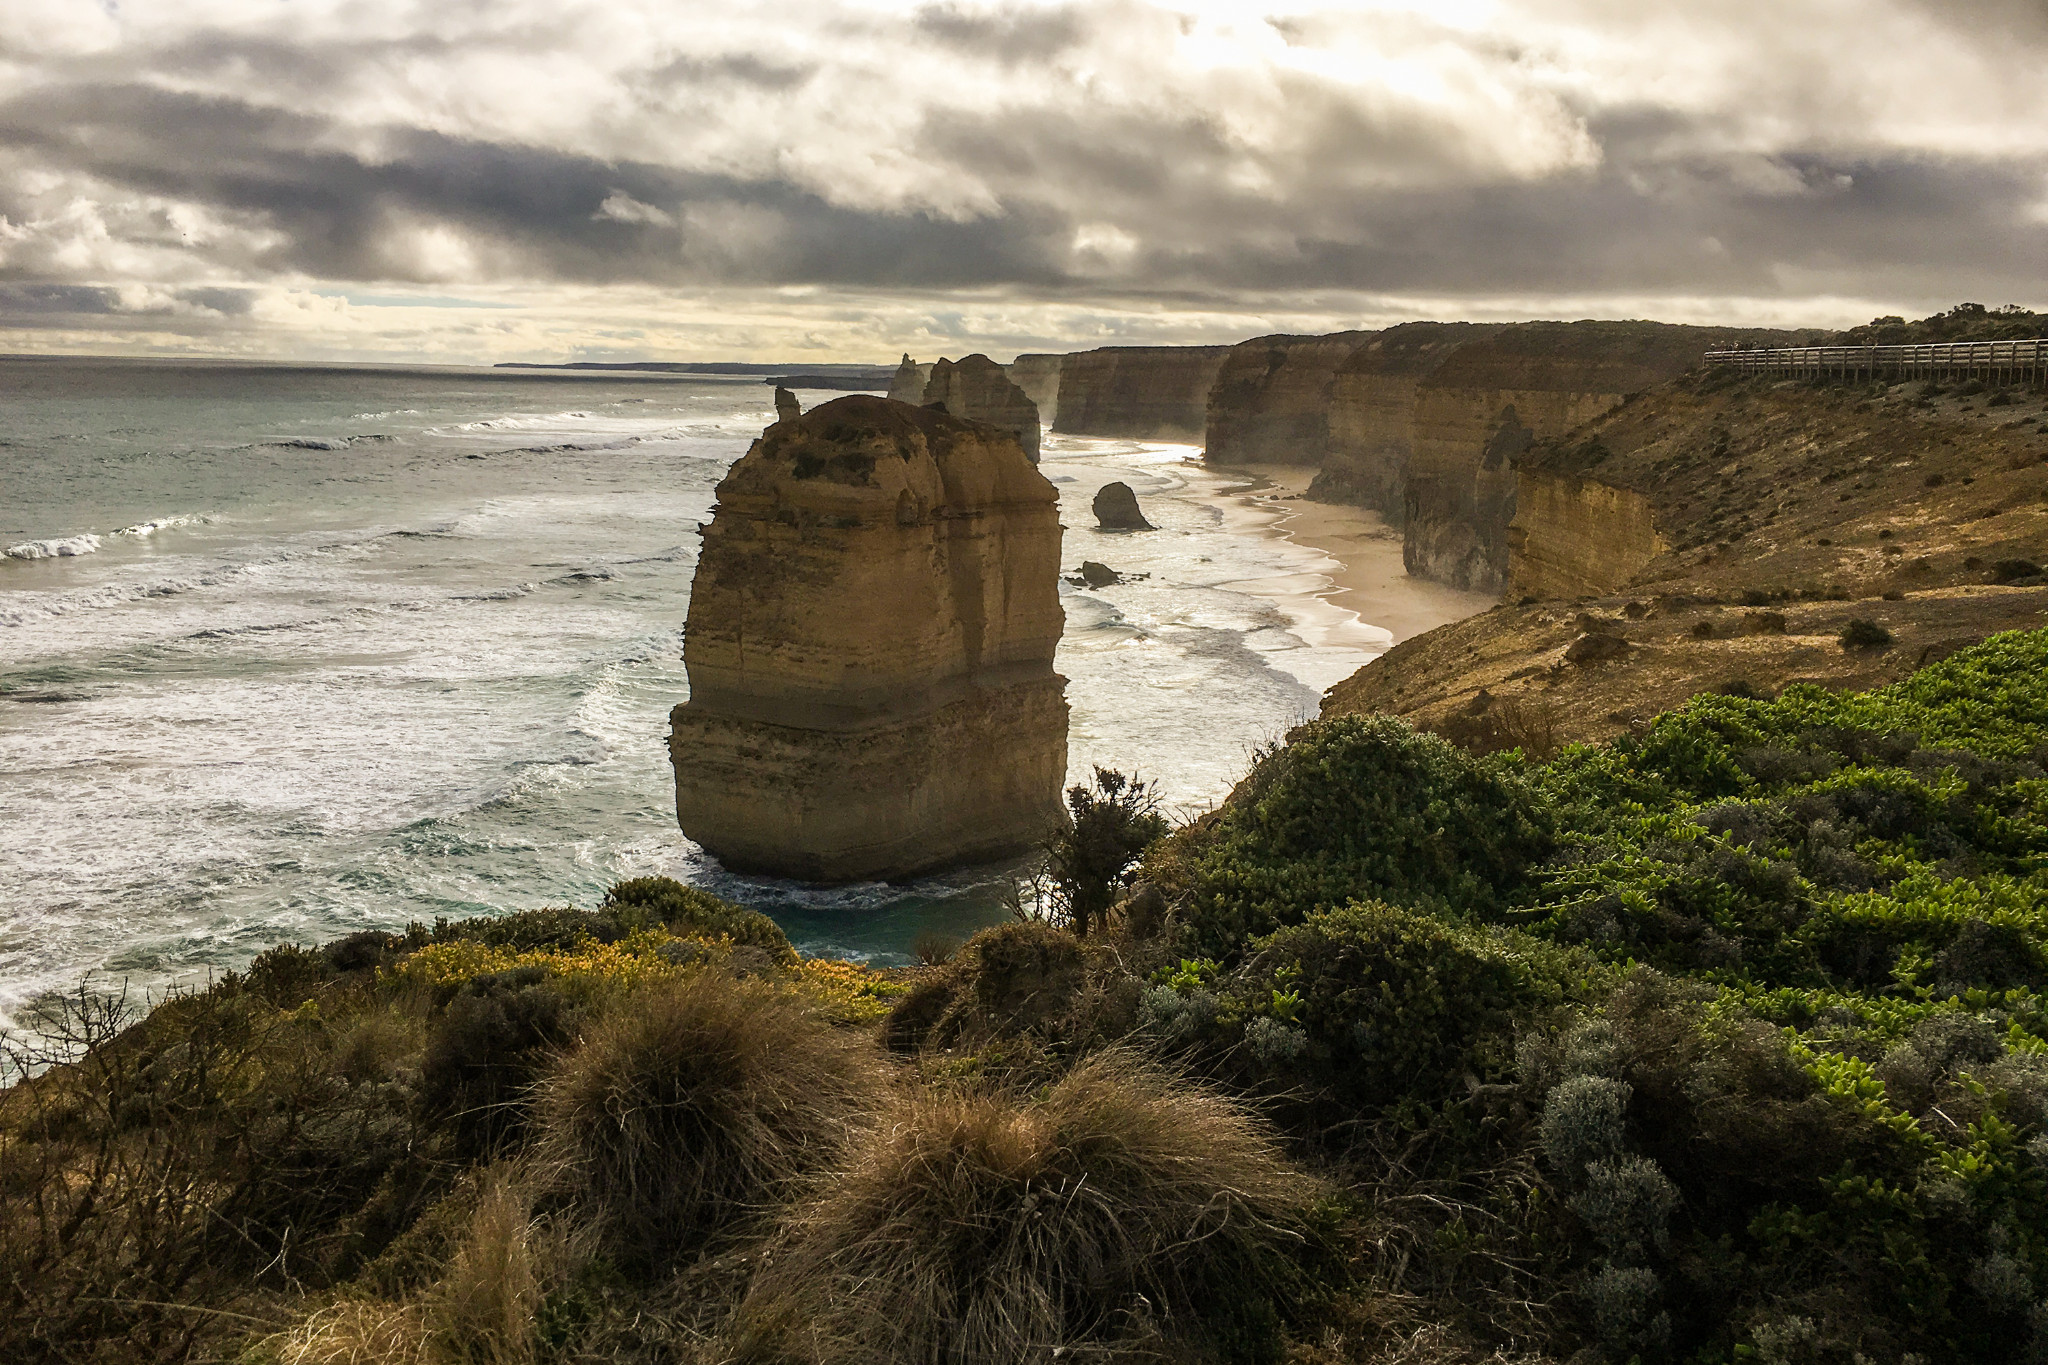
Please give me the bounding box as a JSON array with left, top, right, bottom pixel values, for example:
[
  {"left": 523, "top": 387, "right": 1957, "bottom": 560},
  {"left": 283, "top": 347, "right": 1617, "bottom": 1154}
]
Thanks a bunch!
[
  {"left": 1324, "top": 368, "right": 2048, "bottom": 748},
  {"left": 1202, "top": 330, "right": 1374, "bottom": 466},
  {"left": 1050, "top": 345, "right": 1230, "bottom": 439},
  {"left": 670, "top": 395, "right": 1067, "bottom": 881},
  {"left": 1006, "top": 353, "right": 1065, "bottom": 426}
]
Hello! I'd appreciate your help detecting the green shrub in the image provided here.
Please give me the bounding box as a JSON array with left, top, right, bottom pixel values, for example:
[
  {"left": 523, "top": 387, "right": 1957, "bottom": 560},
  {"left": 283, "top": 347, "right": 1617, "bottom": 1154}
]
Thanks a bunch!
[
  {"left": 1218, "top": 902, "right": 1568, "bottom": 1107},
  {"left": 1839, "top": 617, "right": 1894, "bottom": 649},
  {"left": 1181, "top": 715, "right": 1554, "bottom": 957},
  {"left": 419, "top": 970, "right": 574, "bottom": 1158},
  {"left": 601, "top": 876, "right": 795, "bottom": 961}
]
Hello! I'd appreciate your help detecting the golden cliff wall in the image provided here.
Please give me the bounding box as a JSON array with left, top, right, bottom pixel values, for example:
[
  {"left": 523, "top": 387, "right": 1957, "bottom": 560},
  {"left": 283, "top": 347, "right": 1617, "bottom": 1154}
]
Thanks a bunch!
[
  {"left": 1203, "top": 331, "right": 1374, "bottom": 465},
  {"left": 1505, "top": 471, "right": 1668, "bottom": 599},
  {"left": 1401, "top": 322, "right": 1733, "bottom": 593},
  {"left": 1313, "top": 322, "right": 1499, "bottom": 522},
  {"left": 1053, "top": 346, "right": 1231, "bottom": 439},
  {"left": 670, "top": 396, "right": 1067, "bottom": 882}
]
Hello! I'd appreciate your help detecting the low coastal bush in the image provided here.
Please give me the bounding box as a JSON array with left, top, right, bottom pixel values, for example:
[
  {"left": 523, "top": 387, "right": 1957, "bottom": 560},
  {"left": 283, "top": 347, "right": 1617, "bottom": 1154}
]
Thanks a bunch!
[
  {"left": 1168, "top": 714, "right": 1554, "bottom": 957},
  {"left": 533, "top": 971, "right": 884, "bottom": 1268},
  {"left": 735, "top": 1050, "right": 1325, "bottom": 1365}
]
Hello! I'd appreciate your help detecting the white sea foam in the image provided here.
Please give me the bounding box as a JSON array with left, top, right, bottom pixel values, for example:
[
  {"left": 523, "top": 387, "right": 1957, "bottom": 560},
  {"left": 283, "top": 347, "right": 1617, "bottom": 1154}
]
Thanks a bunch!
[
  {"left": 5, "top": 533, "right": 102, "bottom": 559},
  {"left": 114, "top": 513, "right": 212, "bottom": 537}
]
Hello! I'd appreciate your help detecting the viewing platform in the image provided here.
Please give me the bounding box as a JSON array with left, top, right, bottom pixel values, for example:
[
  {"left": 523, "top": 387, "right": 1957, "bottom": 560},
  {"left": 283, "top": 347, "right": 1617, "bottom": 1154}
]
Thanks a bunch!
[{"left": 1703, "top": 338, "right": 2048, "bottom": 388}]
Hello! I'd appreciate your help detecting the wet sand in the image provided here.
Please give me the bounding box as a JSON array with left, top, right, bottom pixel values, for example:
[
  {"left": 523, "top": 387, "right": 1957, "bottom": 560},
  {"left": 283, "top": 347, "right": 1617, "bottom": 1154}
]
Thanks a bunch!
[{"left": 1206, "top": 462, "right": 1497, "bottom": 646}]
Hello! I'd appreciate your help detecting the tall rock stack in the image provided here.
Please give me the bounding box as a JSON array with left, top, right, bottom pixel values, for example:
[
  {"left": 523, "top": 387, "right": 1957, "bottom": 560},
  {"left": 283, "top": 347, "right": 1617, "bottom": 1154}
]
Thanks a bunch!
[
  {"left": 887, "top": 354, "right": 932, "bottom": 405},
  {"left": 670, "top": 395, "right": 1068, "bottom": 882},
  {"left": 924, "top": 354, "right": 1042, "bottom": 462}
]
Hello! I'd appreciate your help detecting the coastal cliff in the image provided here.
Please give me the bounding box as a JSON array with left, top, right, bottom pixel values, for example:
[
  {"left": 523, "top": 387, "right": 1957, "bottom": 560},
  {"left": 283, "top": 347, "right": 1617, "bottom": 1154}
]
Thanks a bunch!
[
  {"left": 1052, "top": 345, "right": 1230, "bottom": 439},
  {"left": 1325, "top": 367, "right": 2048, "bottom": 749},
  {"left": 670, "top": 396, "right": 1067, "bottom": 881},
  {"left": 1203, "top": 331, "right": 1374, "bottom": 465},
  {"left": 1504, "top": 470, "right": 1666, "bottom": 599},
  {"left": 1400, "top": 322, "right": 1756, "bottom": 592},
  {"left": 1007, "top": 354, "right": 1064, "bottom": 427},
  {"left": 924, "top": 354, "right": 1041, "bottom": 462},
  {"left": 1310, "top": 322, "right": 1500, "bottom": 522}
]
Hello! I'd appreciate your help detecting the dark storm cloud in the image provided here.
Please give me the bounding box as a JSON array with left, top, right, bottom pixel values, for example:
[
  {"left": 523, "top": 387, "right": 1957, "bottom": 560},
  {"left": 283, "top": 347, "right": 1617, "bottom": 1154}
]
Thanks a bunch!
[
  {"left": 0, "top": 283, "right": 255, "bottom": 318},
  {"left": 0, "top": 83, "right": 1069, "bottom": 288},
  {"left": 3, "top": 0, "right": 2047, "bottom": 349}
]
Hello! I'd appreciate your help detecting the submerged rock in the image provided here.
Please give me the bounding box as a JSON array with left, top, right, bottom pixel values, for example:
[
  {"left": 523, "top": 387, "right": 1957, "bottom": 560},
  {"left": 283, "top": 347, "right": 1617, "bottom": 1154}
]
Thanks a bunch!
[
  {"left": 670, "top": 395, "right": 1068, "bottom": 882},
  {"left": 1091, "top": 481, "right": 1153, "bottom": 530},
  {"left": 774, "top": 386, "right": 801, "bottom": 423}
]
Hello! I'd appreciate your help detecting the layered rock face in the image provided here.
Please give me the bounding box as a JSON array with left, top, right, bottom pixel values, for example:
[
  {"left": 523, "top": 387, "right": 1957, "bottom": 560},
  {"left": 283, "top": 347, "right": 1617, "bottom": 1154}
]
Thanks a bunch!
[
  {"left": 1310, "top": 322, "right": 1500, "bottom": 522},
  {"left": 1504, "top": 472, "right": 1667, "bottom": 599},
  {"left": 887, "top": 354, "right": 932, "bottom": 405},
  {"left": 670, "top": 396, "right": 1068, "bottom": 882},
  {"left": 1007, "top": 354, "right": 1065, "bottom": 427},
  {"left": 1052, "top": 346, "right": 1230, "bottom": 439},
  {"left": 1401, "top": 323, "right": 1740, "bottom": 592},
  {"left": 924, "top": 354, "right": 1042, "bottom": 462},
  {"left": 1203, "top": 331, "right": 1375, "bottom": 465}
]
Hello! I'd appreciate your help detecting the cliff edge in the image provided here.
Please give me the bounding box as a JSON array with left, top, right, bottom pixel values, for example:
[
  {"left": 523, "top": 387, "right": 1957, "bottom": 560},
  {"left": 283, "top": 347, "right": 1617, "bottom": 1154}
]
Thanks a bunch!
[{"left": 670, "top": 395, "right": 1068, "bottom": 881}]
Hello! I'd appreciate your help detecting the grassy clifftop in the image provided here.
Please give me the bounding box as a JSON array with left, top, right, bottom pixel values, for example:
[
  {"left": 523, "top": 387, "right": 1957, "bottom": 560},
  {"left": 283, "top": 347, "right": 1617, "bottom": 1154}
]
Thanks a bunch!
[{"left": 6, "top": 631, "right": 2048, "bottom": 1364}]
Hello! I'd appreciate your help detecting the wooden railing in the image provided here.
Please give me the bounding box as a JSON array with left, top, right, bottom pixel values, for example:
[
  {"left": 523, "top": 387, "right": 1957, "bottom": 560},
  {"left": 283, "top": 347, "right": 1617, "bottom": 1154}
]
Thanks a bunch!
[{"left": 1703, "top": 338, "right": 2048, "bottom": 388}]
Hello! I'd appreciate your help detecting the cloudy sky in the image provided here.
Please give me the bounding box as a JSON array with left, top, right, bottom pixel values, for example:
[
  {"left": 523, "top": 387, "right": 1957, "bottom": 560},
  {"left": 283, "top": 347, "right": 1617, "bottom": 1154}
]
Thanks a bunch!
[{"left": 2, "top": 0, "right": 2044, "bottom": 362}]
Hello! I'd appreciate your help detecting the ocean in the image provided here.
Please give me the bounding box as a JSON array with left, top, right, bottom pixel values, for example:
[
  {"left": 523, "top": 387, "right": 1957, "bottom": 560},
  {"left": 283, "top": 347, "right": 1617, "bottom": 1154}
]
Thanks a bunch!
[{"left": 0, "top": 355, "right": 1407, "bottom": 1021}]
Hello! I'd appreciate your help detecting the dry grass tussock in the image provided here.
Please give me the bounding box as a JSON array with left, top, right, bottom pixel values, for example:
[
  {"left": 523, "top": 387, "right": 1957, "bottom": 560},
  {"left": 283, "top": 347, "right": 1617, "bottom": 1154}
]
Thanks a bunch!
[
  {"left": 736, "top": 1049, "right": 1323, "bottom": 1365},
  {"left": 264, "top": 1301, "right": 431, "bottom": 1365},
  {"left": 532, "top": 970, "right": 887, "bottom": 1267}
]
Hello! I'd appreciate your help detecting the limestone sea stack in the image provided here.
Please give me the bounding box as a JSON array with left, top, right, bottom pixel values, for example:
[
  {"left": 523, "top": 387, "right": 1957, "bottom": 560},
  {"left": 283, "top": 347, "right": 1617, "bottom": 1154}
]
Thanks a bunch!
[
  {"left": 887, "top": 354, "right": 932, "bottom": 405},
  {"left": 924, "top": 354, "right": 1042, "bottom": 462},
  {"left": 670, "top": 395, "right": 1068, "bottom": 882},
  {"left": 773, "top": 386, "right": 801, "bottom": 423}
]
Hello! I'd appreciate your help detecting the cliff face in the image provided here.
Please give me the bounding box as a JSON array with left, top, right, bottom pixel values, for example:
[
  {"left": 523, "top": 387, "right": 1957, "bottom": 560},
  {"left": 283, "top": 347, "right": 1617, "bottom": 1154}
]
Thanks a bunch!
[
  {"left": 887, "top": 354, "right": 932, "bottom": 405},
  {"left": 1007, "top": 354, "right": 1064, "bottom": 428},
  {"left": 1401, "top": 322, "right": 1752, "bottom": 592},
  {"left": 1203, "top": 331, "right": 1375, "bottom": 465},
  {"left": 925, "top": 354, "right": 1041, "bottom": 462},
  {"left": 1052, "top": 346, "right": 1230, "bottom": 440},
  {"left": 1311, "top": 322, "right": 1500, "bottom": 523},
  {"left": 1504, "top": 472, "right": 1667, "bottom": 599},
  {"left": 670, "top": 396, "right": 1067, "bottom": 882},
  {"left": 1322, "top": 370, "right": 2048, "bottom": 751}
]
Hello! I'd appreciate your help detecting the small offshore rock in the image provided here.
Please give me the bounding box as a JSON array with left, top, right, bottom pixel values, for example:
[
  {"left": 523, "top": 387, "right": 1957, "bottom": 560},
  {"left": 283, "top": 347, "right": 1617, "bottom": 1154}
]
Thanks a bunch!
[
  {"left": 1079, "top": 560, "right": 1120, "bottom": 588},
  {"left": 1565, "top": 632, "right": 1630, "bottom": 664},
  {"left": 773, "top": 386, "right": 801, "bottom": 423},
  {"left": 1092, "top": 481, "right": 1154, "bottom": 530}
]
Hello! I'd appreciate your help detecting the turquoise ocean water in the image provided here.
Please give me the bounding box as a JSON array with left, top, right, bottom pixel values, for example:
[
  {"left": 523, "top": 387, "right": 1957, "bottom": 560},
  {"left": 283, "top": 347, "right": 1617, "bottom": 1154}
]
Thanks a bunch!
[{"left": 0, "top": 356, "right": 1403, "bottom": 1020}]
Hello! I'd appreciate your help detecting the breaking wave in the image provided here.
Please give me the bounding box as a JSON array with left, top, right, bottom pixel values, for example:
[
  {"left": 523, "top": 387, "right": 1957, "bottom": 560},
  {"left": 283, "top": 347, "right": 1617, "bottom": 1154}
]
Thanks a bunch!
[{"left": 5, "top": 534, "right": 102, "bottom": 560}]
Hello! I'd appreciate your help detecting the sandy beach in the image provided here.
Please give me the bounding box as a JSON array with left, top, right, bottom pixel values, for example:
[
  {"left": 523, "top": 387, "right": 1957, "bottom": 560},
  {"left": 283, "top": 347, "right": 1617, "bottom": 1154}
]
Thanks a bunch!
[{"left": 1202, "top": 462, "right": 1497, "bottom": 648}]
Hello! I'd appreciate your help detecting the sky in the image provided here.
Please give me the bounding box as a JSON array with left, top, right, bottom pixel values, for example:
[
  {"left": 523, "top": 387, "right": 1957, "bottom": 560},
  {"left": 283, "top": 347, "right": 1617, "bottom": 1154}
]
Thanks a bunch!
[{"left": 1, "top": 0, "right": 2045, "bottom": 363}]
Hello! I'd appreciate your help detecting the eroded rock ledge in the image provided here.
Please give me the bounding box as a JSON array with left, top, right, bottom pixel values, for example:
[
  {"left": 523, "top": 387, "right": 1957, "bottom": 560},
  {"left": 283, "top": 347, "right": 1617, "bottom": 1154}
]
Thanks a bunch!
[{"left": 670, "top": 395, "right": 1068, "bottom": 882}]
